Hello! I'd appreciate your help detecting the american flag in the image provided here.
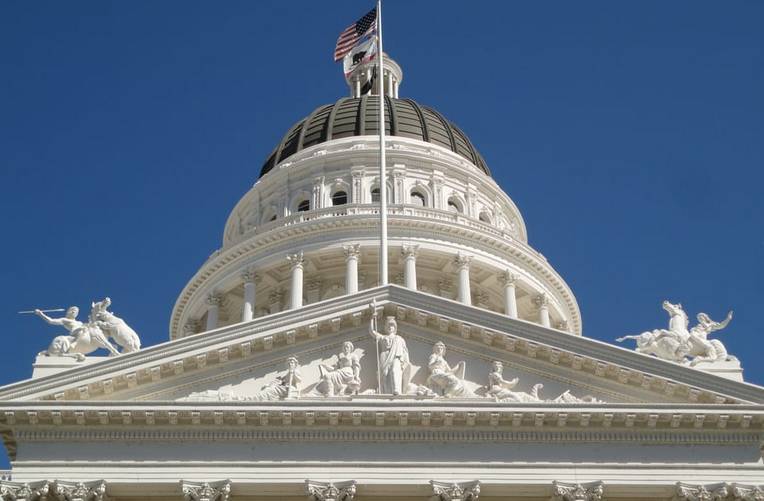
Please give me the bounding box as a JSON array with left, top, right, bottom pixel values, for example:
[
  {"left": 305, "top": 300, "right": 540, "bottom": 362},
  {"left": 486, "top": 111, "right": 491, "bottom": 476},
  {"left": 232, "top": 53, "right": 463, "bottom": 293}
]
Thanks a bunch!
[{"left": 334, "top": 7, "right": 377, "bottom": 62}]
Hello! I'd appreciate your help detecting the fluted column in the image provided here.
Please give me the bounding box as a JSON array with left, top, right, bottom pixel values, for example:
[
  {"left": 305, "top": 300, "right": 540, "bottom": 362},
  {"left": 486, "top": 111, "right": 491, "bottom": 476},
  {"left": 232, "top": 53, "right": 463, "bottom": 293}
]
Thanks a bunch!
[
  {"left": 401, "top": 245, "right": 419, "bottom": 290},
  {"left": 454, "top": 253, "right": 473, "bottom": 305},
  {"left": 500, "top": 270, "right": 518, "bottom": 319},
  {"left": 205, "top": 293, "right": 221, "bottom": 331},
  {"left": 241, "top": 269, "right": 260, "bottom": 322},
  {"left": 287, "top": 252, "right": 305, "bottom": 309},
  {"left": 343, "top": 244, "right": 361, "bottom": 294},
  {"left": 535, "top": 293, "right": 550, "bottom": 328}
]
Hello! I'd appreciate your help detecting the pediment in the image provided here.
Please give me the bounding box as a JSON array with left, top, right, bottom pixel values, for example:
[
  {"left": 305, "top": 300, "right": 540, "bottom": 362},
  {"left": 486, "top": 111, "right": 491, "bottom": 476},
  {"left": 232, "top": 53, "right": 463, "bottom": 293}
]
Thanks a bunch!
[{"left": 1, "top": 286, "right": 762, "bottom": 406}]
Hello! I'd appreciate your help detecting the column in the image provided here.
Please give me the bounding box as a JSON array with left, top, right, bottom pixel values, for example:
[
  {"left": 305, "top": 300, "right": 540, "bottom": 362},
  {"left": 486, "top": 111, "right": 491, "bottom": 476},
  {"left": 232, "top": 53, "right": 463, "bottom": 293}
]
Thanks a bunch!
[
  {"left": 535, "top": 293, "right": 550, "bottom": 328},
  {"left": 393, "top": 80, "right": 399, "bottom": 98},
  {"left": 240, "top": 269, "right": 259, "bottom": 322},
  {"left": 454, "top": 253, "right": 472, "bottom": 305},
  {"left": 287, "top": 251, "right": 304, "bottom": 309},
  {"left": 500, "top": 270, "right": 518, "bottom": 319},
  {"left": 205, "top": 293, "right": 221, "bottom": 331},
  {"left": 401, "top": 245, "right": 419, "bottom": 290},
  {"left": 354, "top": 77, "right": 360, "bottom": 98},
  {"left": 386, "top": 71, "right": 393, "bottom": 97},
  {"left": 343, "top": 244, "right": 361, "bottom": 294}
]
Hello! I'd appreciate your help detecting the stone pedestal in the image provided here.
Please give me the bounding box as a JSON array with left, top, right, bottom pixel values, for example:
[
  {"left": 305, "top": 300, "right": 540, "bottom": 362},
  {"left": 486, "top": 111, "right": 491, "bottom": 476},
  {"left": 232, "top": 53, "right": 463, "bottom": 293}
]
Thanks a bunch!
[
  {"left": 692, "top": 359, "right": 744, "bottom": 382},
  {"left": 32, "top": 355, "right": 107, "bottom": 379}
]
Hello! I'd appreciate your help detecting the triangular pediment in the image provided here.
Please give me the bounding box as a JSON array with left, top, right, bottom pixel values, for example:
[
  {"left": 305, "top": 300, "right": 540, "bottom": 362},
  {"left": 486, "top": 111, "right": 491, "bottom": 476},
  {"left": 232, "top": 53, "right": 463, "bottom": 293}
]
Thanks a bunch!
[{"left": 1, "top": 286, "right": 762, "bottom": 406}]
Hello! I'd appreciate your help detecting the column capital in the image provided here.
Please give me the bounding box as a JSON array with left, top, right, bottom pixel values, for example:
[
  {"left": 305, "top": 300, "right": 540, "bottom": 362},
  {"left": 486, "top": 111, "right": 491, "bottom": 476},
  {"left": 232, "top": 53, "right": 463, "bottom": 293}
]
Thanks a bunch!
[
  {"left": 287, "top": 251, "right": 305, "bottom": 270},
  {"left": 499, "top": 270, "right": 517, "bottom": 287},
  {"left": 453, "top": 253, "right": 472, "bottom": 270},
  {"left": 181, "top": 479, "right": 232, "bottom": 501},
  {"left": 401, "top": 244, "right": 419, "bottom": 259},
  {"left": 305, "top": 479, "right": 357, "bottom": 501},
  {"left": 206, "top": 293, "right": 222, "bottom": 307},
  {"left": 240, "top": 269, "right": 260, "bottom": 283},
  {"left": 731, "top": 484, "right": 764, "bottom": 501},
  {"left": 534, "top": 293, "right": 549, "bottom": 308},
  {"left": 343, "top": 243, "right": 361, "bottom": 260},
  {"left": 552, "top": 481, "right": 604, "bottom": 501},
  {"left": 674, "top": 482, "right": 730, "bottom": 501},
  {"left": 430, "top": 480, "right": 481, "bottom": 501},
  {"left": 556, "top": 319, "right": 570, "bottom": 332},
  {"left": 53, "top": 480, "right": 108, "bottom": 501}
]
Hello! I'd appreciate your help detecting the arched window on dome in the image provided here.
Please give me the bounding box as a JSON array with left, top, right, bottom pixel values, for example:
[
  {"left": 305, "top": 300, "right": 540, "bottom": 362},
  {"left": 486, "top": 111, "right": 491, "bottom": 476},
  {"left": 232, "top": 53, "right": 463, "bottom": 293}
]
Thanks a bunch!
[
  {"left": 410, "top": 190, "right": 426, "bottom": 207},
  {"left": 371, "top": 188, "right": 380, "bottom": 203},
  {"left": 297, "top": 199, "right": 311, "bottom": 212},
  {"left": 331, "top": 190, "right": 348, "bottom": 206},
  {"left": 447, "top": 197, "right": 463, "bottom": 213}
]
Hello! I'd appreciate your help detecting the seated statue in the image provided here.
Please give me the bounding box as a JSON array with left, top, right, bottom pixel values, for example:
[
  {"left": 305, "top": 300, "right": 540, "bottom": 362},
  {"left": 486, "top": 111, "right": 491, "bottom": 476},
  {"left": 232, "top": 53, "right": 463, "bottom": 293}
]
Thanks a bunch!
[
  {"left": 426, "top": 342, "right": 471, "bottom": 397},
  {"left": 316, "top": 341, "right": 361, "bottom": 396}
]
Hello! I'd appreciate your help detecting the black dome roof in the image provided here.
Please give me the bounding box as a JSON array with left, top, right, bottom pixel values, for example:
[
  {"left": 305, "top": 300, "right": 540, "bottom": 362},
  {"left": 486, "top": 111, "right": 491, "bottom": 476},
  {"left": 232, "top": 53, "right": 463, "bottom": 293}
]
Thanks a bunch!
[{"left": 259, "top": 96, "right": 490, "bottom": 178}]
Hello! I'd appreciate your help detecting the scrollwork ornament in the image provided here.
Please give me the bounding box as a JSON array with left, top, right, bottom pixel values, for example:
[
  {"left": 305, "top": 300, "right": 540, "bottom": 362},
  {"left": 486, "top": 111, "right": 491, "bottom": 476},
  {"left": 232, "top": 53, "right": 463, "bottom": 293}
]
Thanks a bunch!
[
  {"left": 552, "top": 481, "right": 603, "bottom": 501},
  {"left": 674, "top": 482, "right": 729, "bottom": 501},
  {"left": 731, "top": 484, "right": 764, "bottom": 501},
  {"left": 305, "top": 480, "right": 356, "bottom": 501},
  {"left": 430, "top": 480, "right": 480, "bottom": 501},
  {"left": 181, "top": 480, "right": 231, "bottom": 501}
]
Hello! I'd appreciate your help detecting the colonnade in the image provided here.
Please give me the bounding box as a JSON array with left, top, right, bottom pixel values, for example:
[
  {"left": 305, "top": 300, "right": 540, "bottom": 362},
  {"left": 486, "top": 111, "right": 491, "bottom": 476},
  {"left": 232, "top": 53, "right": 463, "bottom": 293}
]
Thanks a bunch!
[{"left": 199, "top": 245, "right": 561, "bottom": 332}]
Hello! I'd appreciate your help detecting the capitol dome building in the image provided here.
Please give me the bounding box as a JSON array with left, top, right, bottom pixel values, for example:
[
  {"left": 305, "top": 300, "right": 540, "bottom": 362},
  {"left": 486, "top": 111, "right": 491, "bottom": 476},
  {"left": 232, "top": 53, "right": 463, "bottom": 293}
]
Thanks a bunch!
[
  {"left": 171, "top": 54, "right": 581, "bottom": 343},
  {"left": 1, "top": 23, "right": 763, "bottom": 501}
]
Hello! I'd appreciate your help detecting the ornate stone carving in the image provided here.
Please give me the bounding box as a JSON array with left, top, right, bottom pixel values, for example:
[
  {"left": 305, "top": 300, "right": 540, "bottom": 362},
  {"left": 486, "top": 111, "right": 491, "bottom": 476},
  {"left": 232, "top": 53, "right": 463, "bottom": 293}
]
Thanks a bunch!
[
  {"left": 53, "top": 480, "right": 107, "bottom": 501},
  {"left": 552, "top": 481, "right": 604, "bottom": 501},
  {"left": 731, "top": 484, "right": 764, "bottom": 501},
  {"left": 369, "top": 303, "right": 411, "bottom": 395},
  {"left": 617, "top": 301, "right": 735, "bottom": 365},
  {"left": 453, "top": 253, "right": 472, "bottom": 270},
  {"left": 240, "top": 269, "right": 260, "bottom": 283},
  {"left": 0, "top": 480, "right": 52, "bottom": 501},
  {"left": 305, "top": 480, "right": 356, "bottom": 501},
  {"left": 205, "top": 293, "right": 222, "bottom": 307},
  {"left": 33, "top": 300, "right": 129, "bottom": 359},
  {"left": 426, "top": 342, "right": 471, "bottom": 397},
  {"left": 316, "top": 341, "right": 362, "bottom": 396},
  {"left": 343, "top": 243, "right": 361, "bottom": 259},
  {"left": 90, "top": 297, "right": 141, "bottom": 353},
  {"left": 401, "top": 244, "right": 419, "bottom": 259},
  {"left": 534, "top": 293, "right": 549, "bottom": 308},
  {"left": 430, "top": 480, "right": 480, "bottom": 501},
  {"left": 485, "top": 361, "right": 601, "bottom": 403},
  {"left": 499, "top": 270, "right": 517, "bottom": 287},
  {"left": 674, "top": 482, "right": 729, "bottom": 501},
  {"left": 182, "top": 319, "right": 200, "bottom": 336},
  {"left": 287, "top": 251, "right": 305, "bottom": 270},
  {"left": 180, "top": 357, "right": 301, "bottom": 402},
  {"left": 181, "top": 480, "right": 231, "bottom": 501}
]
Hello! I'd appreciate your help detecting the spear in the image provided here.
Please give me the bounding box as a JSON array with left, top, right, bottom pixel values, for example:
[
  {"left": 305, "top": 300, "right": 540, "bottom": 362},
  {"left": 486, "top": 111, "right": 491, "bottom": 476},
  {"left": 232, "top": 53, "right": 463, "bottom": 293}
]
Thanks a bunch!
[{"left": 18, "top": 308, "right": 65, "bottom": 314}]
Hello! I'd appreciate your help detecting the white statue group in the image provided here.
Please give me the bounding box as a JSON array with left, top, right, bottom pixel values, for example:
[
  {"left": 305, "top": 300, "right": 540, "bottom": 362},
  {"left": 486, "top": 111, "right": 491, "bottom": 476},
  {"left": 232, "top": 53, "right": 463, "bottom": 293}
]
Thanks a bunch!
[
  {"left": 183, "top": 302, "right": 597, "bottom": 403},
  {"left": 34, "top": 297, "right": 141, "bottom": 361},
  {"left": 616, "top": 300, "right": 734, "bottom": 366}
]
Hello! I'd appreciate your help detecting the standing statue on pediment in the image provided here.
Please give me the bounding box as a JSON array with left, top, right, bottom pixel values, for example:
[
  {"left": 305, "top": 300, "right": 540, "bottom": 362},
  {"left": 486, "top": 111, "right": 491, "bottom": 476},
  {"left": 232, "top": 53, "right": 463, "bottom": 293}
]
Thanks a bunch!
[
  {"left": 426, "top": 342, "right": 471, "bottom": 397},
  {"left": 34, "top": 306, "right": 121, "bottom": 359},
  {"left": 369, "top": 304, "right": 411, "bottom": 395},
  {"left": 90, "top": 297, "right": 141, "bottom": 353},
  {"left": 317, "top": 341, "right": 362, "bottom": 396}
]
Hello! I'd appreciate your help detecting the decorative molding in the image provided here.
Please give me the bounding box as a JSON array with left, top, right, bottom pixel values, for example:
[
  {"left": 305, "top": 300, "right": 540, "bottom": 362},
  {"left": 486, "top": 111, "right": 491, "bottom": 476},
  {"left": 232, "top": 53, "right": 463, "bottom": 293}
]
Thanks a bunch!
[
  {"left": 430, "top": 480, "right": 480, "bottom": 501},
  {"left": 674, "top": 482, "right": 729, "bottom": 501},
  {"left": 181, "top": 480, "right": 231, "bottom": 501},
  {"left": 552, "top": 481, "right": 604, "bottom": 501},
  {"left": 53, "top": 480, "right": 107, "bottom": 501},
  {"left": 305, "top": 480, "right": 356, "bottom": 501}
]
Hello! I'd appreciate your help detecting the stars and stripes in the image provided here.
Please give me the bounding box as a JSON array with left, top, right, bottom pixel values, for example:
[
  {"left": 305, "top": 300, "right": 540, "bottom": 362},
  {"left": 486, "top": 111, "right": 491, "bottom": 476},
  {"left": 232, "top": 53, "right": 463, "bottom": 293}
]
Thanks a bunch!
[{"left": 334, "top": 7, "right": 377, "bottom": 62}]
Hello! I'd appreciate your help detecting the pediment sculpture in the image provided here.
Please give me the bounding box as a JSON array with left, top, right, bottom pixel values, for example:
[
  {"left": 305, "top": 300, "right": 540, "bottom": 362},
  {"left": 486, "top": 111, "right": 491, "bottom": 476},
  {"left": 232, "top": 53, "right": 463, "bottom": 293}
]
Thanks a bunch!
[
  {"left": 616, "top": 300, "right": 735, "bottom": 366},
  {"left": 179, "top": 302, "right": 603, "bottom": 403},
  {"left": 30, "top": 296, "right": 141, "bottom": 360}
]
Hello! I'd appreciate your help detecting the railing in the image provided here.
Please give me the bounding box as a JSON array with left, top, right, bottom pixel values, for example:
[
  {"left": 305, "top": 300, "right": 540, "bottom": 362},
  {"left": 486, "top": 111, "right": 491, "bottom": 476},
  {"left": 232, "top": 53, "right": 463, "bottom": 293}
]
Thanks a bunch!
[
  {"left": 0, "top": 470, "right": 11, "bottom": 481},
  {"left": 228, "top": 204, "right": 522, "bottom": 248}
]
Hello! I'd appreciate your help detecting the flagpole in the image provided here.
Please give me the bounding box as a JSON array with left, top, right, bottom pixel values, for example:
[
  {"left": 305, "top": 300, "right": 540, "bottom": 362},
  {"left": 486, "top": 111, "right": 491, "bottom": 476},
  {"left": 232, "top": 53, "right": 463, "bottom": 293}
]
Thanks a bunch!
[{"left": 377, "top": 0, "right": 388, "bottom": 286}]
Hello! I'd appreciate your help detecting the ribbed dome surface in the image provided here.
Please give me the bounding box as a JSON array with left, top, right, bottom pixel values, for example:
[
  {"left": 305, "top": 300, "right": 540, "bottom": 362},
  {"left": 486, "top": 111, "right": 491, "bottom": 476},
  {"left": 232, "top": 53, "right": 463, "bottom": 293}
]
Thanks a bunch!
[{"left": 260, "top": 96, "right": 490, "bottom": 178}]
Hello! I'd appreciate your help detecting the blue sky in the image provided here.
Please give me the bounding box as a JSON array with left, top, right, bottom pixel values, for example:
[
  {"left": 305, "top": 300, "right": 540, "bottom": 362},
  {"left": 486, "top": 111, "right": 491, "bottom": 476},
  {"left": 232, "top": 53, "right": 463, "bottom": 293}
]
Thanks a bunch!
[{"left": 1, "top": 1, "right": 763, "bottom": 466}]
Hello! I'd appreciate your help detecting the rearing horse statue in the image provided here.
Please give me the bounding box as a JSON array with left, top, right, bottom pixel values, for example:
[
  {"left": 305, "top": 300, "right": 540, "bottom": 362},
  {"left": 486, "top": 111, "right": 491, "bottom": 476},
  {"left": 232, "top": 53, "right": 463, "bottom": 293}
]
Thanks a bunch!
[{"left": 616, "top": 300, "right": 689, "bottom": 362}]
